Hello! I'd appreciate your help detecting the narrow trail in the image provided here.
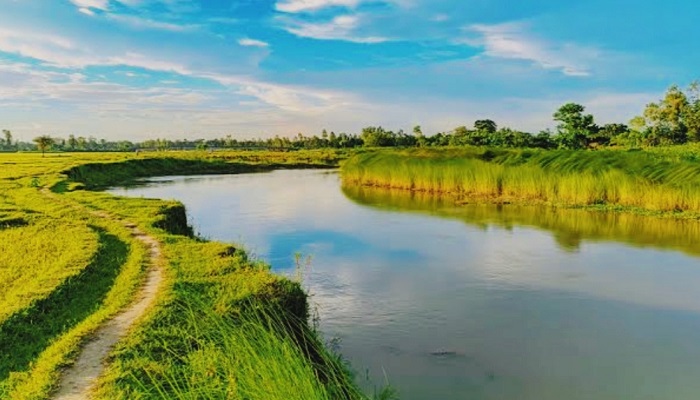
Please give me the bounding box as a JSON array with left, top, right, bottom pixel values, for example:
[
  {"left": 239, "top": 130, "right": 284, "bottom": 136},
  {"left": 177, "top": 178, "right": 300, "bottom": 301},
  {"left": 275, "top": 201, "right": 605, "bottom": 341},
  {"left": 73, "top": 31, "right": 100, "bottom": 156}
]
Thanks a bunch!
[{"left": 53, "top": 216, "right": 163, "bottom": 400}]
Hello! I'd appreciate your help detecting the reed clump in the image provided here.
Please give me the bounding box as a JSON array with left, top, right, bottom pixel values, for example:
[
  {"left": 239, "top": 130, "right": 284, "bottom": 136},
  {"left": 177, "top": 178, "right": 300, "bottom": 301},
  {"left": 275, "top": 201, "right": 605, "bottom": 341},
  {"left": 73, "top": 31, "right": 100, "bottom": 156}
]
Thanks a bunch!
[{"left": 341, "top": 147, "right": 700, "bottom": 215}]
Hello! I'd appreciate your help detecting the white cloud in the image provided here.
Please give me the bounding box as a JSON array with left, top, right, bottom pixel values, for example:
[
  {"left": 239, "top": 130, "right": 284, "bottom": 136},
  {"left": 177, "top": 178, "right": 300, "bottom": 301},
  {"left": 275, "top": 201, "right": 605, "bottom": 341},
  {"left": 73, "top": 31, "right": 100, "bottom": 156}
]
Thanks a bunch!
[
  {"left": 0, "top": 26, "right": 195, "bottom": 72},
  {"left": 0, "top": 61, "right": 369, "bottom": 140},
  {"left": 78, "top": 7, "right": 96, "bottom": 16},
  {"left": 238, "top": 38, "right": 270, "bottom": 48},
  {"left": 114, "top": 0, "right": 198, "bottom": 13},
  {"left": 0, "top": 28, "right": 74, "bottom": 50},
  {"left": 70, "top": 0, "right": 109, "bottom": 11},
  {"left": 105, "top": 53, "right": 193, "bottom": 75},
  {"left": 280, "top": 14, "right": 387, "bottom": 43},
  {"left": 106, "top": 13, "right": 200, "bottom": 32},
  {"left": 463, "top": 22, "right": 593, "bottom": 77},
  {"left": 275, "top": 0, "right": 361, "bottom": 13},
  {"left": 0, "top": 62, "right": 177, "bottom": 101},
  {"left": 0, "top": 28, "right": 86, "bottom": 68},
  {"left": 200, "top": 73, "right": 357, "bottom": 113},
  {"left": 0, "top": 21, "right": 356, "bottom": 116}
]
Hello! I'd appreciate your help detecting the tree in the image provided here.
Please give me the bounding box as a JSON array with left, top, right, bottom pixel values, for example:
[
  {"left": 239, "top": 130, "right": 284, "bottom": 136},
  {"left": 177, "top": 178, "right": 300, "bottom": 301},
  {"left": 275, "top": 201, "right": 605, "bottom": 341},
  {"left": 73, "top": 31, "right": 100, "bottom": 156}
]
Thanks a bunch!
[
  {"left": 592, "top": 123, "right": 629, "bottom": 147},
  {"left": 328, "top": 131, "right": 338, "bottom": 148},
  {"left": 33, "top": 136, "right": 54, "bottom": 157},
  {"left": 2, "top": 130, "right": 11, "bottom": 148},
  {"left": 76, "top": 136, "right": 87, "bottom": 150},
  {"left": 361, "top": 126, "right": 395, "bottom": 147},
  {"left": 67, "top": 134, "right": 78, "bottom": 151},
  {"left": 684, "top": 81, "right": 700, "bottom": 141},
  {"left": 553, "top": 103, "right": 598, "bottom": 149},
  {"left": 449, "top": 126, "right": 470, "bottom": 146},
  {"left": 474, "top": 119, "right": 497, "bottom": 134},
  {"left": 637, "top": 85, "right": 691, "bottom": 145},
  {"left": 532, "top": 130, "right": 555, "bottom": 149},
  {"left": 413, "top": 125, "right": 426, "bottom": 147}
]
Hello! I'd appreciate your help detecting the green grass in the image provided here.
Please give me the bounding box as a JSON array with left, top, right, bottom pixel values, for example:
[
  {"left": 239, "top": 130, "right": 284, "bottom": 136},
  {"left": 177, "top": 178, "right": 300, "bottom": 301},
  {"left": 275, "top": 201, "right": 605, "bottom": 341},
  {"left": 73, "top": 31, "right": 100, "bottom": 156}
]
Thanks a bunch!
[
  {"left": 90, "top": 235, "right": 363, "bottom": 399},
  {"left": 72, "top": 189, "right": 365, "bottom": 399},
  {"left": 0, "top": 218, "right": 97, "bottom": 325},
  {"left": 0, "top": 191, "right": 149, "bottom": 399},
  {"left": 61, "top": 149, "right": 347, "bottom": 189},
  {"left": 0, "top": 229, "right": 127, "bottom": 380},
  {"left": 341, "top": 147, "right": 700, "bottom": 216},
  {"left": 0, "top": 150, "right": 371, "bottom": 400}
]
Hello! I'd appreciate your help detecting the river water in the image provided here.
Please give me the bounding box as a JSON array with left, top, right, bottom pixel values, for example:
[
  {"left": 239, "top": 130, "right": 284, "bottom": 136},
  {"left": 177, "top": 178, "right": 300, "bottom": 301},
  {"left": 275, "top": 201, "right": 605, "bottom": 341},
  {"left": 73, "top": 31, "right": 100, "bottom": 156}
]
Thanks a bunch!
[{"left": 110, "top": 169, "right": 700, "bottom": 400}]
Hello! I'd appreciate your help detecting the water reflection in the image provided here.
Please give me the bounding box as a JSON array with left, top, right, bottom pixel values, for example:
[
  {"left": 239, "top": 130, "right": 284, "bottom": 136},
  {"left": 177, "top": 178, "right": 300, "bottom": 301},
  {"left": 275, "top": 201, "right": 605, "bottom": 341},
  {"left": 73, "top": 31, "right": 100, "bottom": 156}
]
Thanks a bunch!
[{"left": 342, "top": 184, "right": 700, "bottom": 256}]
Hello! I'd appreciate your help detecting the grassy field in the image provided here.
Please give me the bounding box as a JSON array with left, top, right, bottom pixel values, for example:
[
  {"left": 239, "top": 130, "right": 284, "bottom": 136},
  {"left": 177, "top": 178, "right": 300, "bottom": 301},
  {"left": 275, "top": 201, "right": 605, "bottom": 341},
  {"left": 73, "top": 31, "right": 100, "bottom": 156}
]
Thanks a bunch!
[
  {"left": 0, "top": 150, "right": 376, "bottom": 399},
  {"left": 341, "top": 146, "right": 700, "bottom": 216}
]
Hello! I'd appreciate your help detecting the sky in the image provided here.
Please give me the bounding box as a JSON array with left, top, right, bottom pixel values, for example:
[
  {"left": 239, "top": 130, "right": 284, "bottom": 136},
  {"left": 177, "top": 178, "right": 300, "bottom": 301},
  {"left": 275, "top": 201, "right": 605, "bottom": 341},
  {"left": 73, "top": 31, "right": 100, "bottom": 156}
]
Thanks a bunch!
[{"left": 0, "top": 0, "right": 698, "bottom": 141}]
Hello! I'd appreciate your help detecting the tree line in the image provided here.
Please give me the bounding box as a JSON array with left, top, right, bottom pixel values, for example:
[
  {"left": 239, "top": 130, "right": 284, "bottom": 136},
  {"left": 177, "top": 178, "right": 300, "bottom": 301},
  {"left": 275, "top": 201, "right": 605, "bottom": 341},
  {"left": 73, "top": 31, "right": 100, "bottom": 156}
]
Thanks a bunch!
[{"left": 2, "top": 81, "right": 699, "bottom": 154}]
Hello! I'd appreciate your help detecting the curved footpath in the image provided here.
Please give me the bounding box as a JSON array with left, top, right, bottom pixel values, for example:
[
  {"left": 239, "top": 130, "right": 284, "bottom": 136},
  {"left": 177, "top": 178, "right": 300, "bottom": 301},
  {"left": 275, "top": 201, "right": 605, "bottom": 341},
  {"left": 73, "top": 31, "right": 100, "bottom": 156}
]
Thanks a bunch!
[{"left": 53, "top": 214, "right": 163, "bottom": 400}]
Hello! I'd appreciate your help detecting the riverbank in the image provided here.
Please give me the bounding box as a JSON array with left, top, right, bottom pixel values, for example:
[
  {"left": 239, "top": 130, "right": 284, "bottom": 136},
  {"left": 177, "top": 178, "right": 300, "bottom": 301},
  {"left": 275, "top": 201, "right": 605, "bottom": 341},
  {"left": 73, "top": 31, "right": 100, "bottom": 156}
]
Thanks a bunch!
[
  {"left": 340, "top": 146, "right": 700, "bottom": 218},
  {"left": 0, "top": 150, "right": 368, "bottom": 399}
]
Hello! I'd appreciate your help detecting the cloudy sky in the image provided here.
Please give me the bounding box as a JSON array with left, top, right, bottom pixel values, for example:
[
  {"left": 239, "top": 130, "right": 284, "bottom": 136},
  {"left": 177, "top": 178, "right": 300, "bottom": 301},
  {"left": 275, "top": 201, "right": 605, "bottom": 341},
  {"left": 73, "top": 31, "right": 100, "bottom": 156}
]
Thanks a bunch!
[{"left": 0, "top": 0, "right": 697, "bottom": 141}]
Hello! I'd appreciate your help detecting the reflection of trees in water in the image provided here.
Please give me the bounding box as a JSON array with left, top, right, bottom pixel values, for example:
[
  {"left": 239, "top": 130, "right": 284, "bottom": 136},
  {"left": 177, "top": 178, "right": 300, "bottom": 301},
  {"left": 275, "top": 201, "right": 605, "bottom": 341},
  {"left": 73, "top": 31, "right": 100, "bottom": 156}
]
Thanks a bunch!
[
  {"left": 552, "top": 231, "right": 583, "bottom": 252},
  {"left": 342, "top": 184, "right": 700, "bottom": 256}
]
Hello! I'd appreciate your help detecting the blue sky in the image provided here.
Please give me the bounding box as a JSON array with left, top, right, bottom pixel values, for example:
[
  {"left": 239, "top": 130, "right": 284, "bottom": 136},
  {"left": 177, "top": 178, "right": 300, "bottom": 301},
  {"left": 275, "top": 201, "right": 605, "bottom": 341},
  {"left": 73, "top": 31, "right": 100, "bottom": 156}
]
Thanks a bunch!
[{"left": 0, "top": 0, "right": 698, "bottom": 140}]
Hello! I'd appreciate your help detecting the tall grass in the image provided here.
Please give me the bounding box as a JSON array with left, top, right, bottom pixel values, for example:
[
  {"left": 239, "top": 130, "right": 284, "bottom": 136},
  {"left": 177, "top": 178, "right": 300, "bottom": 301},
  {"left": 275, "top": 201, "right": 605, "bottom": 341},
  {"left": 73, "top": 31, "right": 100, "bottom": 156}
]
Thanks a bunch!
[
  {"left": 89, "top": 225, "right": 371, "bottom": 400},
  {"left": 0, "top": 150, "right": 364, "bottom": 400},
  {"left": 341, "top": 147, "right": 700, "bottom": 215},
  {"left": 98, "top": 300, "right": 363, "bottom": 400}
]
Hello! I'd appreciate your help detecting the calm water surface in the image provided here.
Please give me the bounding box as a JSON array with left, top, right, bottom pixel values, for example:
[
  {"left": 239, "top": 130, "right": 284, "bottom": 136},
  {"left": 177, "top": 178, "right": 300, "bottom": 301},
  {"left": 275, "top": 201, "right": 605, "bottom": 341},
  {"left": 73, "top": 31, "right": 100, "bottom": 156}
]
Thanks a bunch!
[{"left": 110, "top": 170, "right": 700, "bottom": 400}]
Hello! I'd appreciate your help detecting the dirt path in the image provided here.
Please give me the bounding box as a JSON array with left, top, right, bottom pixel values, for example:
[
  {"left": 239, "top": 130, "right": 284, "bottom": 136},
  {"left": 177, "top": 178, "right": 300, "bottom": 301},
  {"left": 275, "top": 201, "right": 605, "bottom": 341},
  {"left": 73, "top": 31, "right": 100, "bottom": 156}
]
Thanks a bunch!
[{"left": 53, "top": 219, "right": 163, "bottom": 400}]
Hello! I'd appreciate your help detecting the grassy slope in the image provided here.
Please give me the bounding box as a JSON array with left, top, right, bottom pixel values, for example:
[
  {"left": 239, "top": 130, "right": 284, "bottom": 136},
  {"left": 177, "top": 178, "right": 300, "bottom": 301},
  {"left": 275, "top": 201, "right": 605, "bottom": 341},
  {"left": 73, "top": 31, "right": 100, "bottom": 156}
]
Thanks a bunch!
[
  {"left": 0, "top": 150, "right": 367, "bottom": 400},
  {"left": 341, "top": 146, "right": 700, "bottom": 217}
]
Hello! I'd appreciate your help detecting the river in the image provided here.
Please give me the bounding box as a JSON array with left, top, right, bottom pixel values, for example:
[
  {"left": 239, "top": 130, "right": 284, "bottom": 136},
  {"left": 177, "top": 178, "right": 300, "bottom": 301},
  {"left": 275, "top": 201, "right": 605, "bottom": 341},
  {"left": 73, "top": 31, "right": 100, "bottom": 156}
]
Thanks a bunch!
[{"left": 109, "top": 169, "right": 700, "bottom": 400}]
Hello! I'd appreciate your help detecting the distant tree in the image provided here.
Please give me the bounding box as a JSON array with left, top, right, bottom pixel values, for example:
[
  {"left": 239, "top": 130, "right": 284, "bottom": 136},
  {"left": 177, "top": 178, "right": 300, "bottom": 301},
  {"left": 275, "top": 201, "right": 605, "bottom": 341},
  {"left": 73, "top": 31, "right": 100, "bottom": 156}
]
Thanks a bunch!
[
  {"left": 361, "top": 126, "right": 395, "bottom": 147},
  {"left": 33, "top": 135, "right": 54, "bottom": 157},
  {"left": 553, "top": 103, "right": 598, "bottom": 149},
  {"left": 76, "top": 136, "right": 87, "bottom": 151},
  {"left": 684, "top": 81, "right": 700, "bottom": 141},
  {"left": 223, "top": 134, "right": 235, "bottom": 148},
  {"left": 429, "top": 131, "right": 450, "bottom": 146},
  {"left": 328, "top": 131, "right": 338, "bottom": 147},
  {"left": 449, "top": 126, "right": 469, "bottom": 146},
  {"left": 532, "top": 130, "right": 556, "bottom": 149},
  {"left": 637, "top": 85, "right": 692, "bottom": 145},
  {"left": 155, "top": 138, "right": 171, "bottom": 151},
  {"left": 474, "top": 119, "right": 497, "bottom": 134},
  {"left": 494, "top": 128, "right": 533, "bottom": 148},
  {"left": 194, "top": 139, "right": 207, "bottom": 151},
  {"left": 413, "top": 125, "right": 426, "bottom": 147},
  {"left": 629, "top": 116, "right": 646, "bottom": 132},
  {"left": 67, "top": 134, "right": 78, "bottom": 151},
  {"left": 3, "top": 129, "right": 12, "bottom": 148},
  {"left": 591, "top": 123, "right": 629, "bottom": 147}
]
